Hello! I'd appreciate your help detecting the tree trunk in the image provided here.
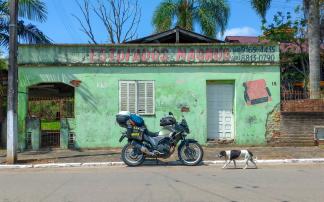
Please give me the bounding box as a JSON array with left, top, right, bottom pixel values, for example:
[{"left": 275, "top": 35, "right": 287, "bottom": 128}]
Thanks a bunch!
[{"left": 308, "top": 0, "right": 321, "bottom": 99}]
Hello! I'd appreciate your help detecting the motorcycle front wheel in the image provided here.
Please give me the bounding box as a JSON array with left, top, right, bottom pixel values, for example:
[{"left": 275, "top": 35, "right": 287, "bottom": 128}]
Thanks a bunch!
[
  {"left": 121, "top": 144, "right": 145, "bottom": 166},
  {"left": 178, "top": 142, "right": 204, "bottom": 166}
]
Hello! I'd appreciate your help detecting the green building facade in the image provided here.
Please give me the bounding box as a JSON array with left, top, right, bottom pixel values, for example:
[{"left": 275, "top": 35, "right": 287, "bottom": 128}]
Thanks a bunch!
[{"left": 17, "top": 43, "right": 280, "bottom": 150}]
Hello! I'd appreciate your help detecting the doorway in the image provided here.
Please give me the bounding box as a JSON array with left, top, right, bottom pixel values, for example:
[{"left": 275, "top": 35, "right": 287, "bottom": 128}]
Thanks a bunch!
[
  {"left": 207, "top": 81, "right": 234, "bottom": 141},
  {"left": 28, "top": 82, "right": 74, "bottom": 148}
]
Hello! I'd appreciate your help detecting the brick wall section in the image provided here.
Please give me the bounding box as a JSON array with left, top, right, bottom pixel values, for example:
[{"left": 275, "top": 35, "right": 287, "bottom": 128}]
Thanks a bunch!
[
  {"left": 265, "top": 104, "right": 281, "bottom": 143},
  {"left": 281, "top": 99, "right": 324, "bottom": 112},
  {"left": 280, "top": 113, "right": 324, "bottom": 136},
  {"left": 270, "top": 112, "right": 324, "bottom": 146}
]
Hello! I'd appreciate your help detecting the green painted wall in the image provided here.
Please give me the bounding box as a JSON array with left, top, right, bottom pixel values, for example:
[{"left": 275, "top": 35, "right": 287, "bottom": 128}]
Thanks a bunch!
[
  {"left": 26, "top": 118, "right": 40, "bottom": 150},
  {"left": 18, "top": 65, "right": 280, "bottom": 149}
]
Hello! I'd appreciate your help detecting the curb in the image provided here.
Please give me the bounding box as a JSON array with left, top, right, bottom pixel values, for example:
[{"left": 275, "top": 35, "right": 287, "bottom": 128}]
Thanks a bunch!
[
  {"left": 203, "top": 158, "right": 324, "bottom": 165},
  {"left": 1, "top": 158, "right": 324, "bottom": 169}
]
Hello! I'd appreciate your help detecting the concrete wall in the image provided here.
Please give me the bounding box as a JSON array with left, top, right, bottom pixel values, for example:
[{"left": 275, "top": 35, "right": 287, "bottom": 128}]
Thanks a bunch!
[{"left": 18, "top": 65, "right": 280, "bottom": 149}]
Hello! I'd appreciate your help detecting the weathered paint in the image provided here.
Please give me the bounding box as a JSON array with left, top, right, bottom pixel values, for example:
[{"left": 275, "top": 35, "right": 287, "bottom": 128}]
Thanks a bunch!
[
  {"left": 17, "top": 44, "right": 280, "bottom": 149},
  {"left": 18, "top": 44, "right": 279, "bottom": 65},
  {"left": 26, "top": 118, "right": 40, "bottom": 150},
  {"left": 60, "top": 118, "right": 75, "bottom": 149},
  {"left": 18, "top": 67, "right": 280, "bottom": 148}
]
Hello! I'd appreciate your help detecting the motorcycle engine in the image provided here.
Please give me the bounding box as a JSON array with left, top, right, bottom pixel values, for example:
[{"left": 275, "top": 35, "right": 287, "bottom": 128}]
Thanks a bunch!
[{"left": 157, "top": 138, "right": 171, "bottom": 156}]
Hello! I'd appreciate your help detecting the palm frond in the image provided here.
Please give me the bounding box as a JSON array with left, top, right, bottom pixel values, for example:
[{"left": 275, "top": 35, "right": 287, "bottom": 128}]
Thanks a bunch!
[
  {"left": 0, "top": 0, "right": 50, "bottom": 47},
  {"left": 0, "top": 15, "right": 9, "bottom": 47},
  {"left": 250, "top": 0, "right": 272, "bottom": 22},
  {"left": 196, "top": 0, "right": 230, "bottom": 37},
  {"left": 18, "top": 0, "right": 47, "bottom": 22},
  {"left": 0, "top": 32, "right": 9, "bottom": 47},
  {"left": 17, "top": 20, "right": 52, "bottom": 44},
  {"left": 0, "top": 0, "right": 8, "bottom": 16},
  {"left": 175, "top": 0, "right": 194, "bottom": 30},
  {"left": 152, "top": 0, "right": 177, "bottom": 32},
  {"left": 197, "top": 8, "right": 216, "bottom": 37}
]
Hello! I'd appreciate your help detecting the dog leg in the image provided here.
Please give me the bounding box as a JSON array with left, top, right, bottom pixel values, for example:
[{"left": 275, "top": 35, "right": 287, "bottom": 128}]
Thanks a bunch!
[
  {"left": 233, "top": 160, "right": 237, "bottom": 168},
  {"left": 250, "top": 158, "right": 257, "bottom": 168},
  {"left": 243, "top": 159, "right": 248, "bottom": 169},
  {"left": 222, "top": 160, "right": 231, "bottom": 169}
]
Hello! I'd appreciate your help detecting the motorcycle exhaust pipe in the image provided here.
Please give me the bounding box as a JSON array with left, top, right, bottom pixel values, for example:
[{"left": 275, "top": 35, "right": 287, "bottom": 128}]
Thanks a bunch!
[{"left": 131, "top": 141, "right": 155, "bottom": 156}]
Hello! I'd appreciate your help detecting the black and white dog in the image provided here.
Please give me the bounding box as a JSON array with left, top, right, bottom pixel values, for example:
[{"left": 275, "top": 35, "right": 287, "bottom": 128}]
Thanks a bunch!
[{"left": 218, "top": 150, "right": 257, "bottom": 169}]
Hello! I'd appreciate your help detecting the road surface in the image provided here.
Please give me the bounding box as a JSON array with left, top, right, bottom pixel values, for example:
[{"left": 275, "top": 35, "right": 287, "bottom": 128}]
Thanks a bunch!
[{"left": 0, "top": 164, "right": 323, "bottom": 202}]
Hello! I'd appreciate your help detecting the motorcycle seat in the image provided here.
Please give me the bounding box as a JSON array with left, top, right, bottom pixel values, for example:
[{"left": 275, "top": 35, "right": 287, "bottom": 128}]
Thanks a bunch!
[{"left": 146, "top": 130, "right": 159, "bottom": 137}]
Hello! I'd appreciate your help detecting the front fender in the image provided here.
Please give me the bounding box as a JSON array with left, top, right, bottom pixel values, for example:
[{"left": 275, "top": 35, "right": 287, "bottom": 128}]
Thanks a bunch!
[{"left": 178, "top": 139, "right": 198, "bottom": 149}]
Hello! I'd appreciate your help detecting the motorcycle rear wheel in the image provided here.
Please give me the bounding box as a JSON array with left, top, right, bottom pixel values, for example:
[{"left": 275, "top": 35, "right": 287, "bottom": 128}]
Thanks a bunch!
[
  {"left": 178, "top": 142, "right": 203, "bottom": 166},
  {"left": 121, "top": 144, "right": 145, "bottom": 166}
]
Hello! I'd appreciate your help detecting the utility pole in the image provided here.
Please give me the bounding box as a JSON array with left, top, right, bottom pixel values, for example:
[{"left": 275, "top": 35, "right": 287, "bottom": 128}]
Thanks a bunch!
[{"left": 7, "top": 0, "right": 18, "bottom": 164}]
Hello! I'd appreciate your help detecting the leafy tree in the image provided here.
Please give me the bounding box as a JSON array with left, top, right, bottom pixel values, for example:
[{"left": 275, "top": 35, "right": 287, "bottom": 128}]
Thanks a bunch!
[
  {"left": 252, "top": 0, "right": 323, "bottom": 99},
  {"left": 262, "top": 7, "right": 324, "bottom": 99},
  {"left": 0, "top": 0, "right": 51, "bottom": 47},
  {"left": 152, "top": 0, "right": 230, "bottom": 37},
  {"left": 0, "top": 57, "right": 6, "bottom": 70}
]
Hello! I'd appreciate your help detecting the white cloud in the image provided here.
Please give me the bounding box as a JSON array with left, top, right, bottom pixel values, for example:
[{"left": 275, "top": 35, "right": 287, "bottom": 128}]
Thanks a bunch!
[{"left": 218, "top": 26, "right": 260, "bottom": 39}]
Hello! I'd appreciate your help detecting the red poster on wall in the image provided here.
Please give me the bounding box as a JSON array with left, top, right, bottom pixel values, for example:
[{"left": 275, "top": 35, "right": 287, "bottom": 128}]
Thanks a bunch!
[{"left": 243, "top": 79, "right": 272, "bottom": 105}]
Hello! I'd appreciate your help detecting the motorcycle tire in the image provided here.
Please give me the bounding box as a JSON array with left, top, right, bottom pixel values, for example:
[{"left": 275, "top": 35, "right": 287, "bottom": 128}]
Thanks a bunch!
[
  {"left": 121, "top": 144, "right": 145, "bottom": 166},
  {"left": 178, "top": 142, "right": 204, "bottom": 166}
]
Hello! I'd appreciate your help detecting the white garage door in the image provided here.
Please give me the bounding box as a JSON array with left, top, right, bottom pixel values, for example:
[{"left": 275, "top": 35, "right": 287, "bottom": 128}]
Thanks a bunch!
[{"left": 207, "top": 83, "right": 234, "bottom": 140}]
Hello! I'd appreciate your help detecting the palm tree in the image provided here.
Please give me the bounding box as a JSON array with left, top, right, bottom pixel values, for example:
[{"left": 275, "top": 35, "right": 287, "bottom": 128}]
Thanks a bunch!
[
  {"left": 250, "top": 0, "right": 271, "bottom": 24},
  {"left": 306, "top": 0, "right": 321, "bottom": 98},
  {"left": 251, "top": 0, "right": 322, "bottom": 99},
  {"left": 0, "top": 0, "right": 51, "bottom": 47},
  {"left": 152, "top": 0, "right": 230, "bottom": 38}
]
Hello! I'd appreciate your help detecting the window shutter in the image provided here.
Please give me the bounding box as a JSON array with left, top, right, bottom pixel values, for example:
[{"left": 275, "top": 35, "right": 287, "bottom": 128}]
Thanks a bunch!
[
  {"left": 119, "top": 81, "right": 137, "bottom": 113},
  {"left": 119, "top": 81, "right": 128, "bottom": 111},
  {"left": 128, "top": 82, "right": 137, "bottom": 113},
  {"left": 137, "top": 81, "right": 155, "bottom": 115},
  {"left": 145, "top": 81, "right": 155, "bottom": 114},
  {"left": 137, "top": 82, "right": 146, "bottom": 114},
  {"left": 119, "top": 80, "right": 154, "bottom": 115}
]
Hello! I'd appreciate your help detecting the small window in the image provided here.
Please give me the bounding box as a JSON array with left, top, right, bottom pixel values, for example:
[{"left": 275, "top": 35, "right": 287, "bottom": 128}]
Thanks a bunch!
[{"left": 119, "top": 80, "right": 155, "bottom": 115}]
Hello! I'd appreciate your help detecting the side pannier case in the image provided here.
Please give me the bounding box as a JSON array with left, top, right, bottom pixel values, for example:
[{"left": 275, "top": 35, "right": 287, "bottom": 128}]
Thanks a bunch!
[{"left": 129, "top": 126, "right": 145, "bottom": 141}]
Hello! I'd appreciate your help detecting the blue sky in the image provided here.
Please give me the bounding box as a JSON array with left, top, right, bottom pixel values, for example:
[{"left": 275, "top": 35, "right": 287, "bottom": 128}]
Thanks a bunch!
[{"left": 32, "top": 0, "right": 303, "bottom": 44}]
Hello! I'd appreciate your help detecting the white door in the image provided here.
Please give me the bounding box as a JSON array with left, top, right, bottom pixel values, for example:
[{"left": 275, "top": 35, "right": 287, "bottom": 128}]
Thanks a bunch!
[{"left": 207, "top": 83, "right": 234, "bottom": 140}]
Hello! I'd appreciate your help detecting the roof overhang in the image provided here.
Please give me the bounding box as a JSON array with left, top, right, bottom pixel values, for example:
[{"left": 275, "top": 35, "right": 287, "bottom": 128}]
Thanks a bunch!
[{"left": 126, "top": 27, "right": 224, "bottom": 44}]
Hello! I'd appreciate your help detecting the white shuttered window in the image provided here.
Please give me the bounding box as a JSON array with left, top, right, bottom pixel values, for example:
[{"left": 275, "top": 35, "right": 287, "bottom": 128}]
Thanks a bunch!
[{"left": 119, "top": 80, "right": 155, "bottom": 115}]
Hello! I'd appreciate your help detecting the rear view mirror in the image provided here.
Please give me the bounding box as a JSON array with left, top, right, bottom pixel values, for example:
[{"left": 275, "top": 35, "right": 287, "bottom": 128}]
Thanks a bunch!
[{"left": 169, "top": 112, "right": 173, "bottom": 116}]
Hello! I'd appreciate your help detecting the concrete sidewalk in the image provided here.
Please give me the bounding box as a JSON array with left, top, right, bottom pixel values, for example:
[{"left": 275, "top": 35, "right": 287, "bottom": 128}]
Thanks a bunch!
[{"left": 1, "top": 146, "right": 324, "bottom": 165}]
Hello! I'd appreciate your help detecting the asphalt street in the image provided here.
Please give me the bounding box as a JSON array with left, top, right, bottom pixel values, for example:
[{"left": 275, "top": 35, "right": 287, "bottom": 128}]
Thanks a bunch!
[{"left": 0, "top": 164, "right": 324, "bottom": 202}]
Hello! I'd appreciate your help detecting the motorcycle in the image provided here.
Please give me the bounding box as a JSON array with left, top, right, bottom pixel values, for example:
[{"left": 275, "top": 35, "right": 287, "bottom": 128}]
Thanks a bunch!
[{"left": 116, "top": 112, "right": 204, "bottom": 166}]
